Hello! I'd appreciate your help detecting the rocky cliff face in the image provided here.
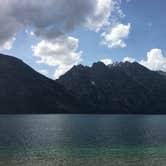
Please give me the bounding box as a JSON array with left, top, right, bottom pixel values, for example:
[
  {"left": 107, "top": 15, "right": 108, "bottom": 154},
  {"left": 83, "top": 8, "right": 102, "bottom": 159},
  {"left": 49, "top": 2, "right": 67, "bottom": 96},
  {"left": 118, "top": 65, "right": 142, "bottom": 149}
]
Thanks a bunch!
[{"left": 57, "top": 61, "right": 166, "bottom": 114}]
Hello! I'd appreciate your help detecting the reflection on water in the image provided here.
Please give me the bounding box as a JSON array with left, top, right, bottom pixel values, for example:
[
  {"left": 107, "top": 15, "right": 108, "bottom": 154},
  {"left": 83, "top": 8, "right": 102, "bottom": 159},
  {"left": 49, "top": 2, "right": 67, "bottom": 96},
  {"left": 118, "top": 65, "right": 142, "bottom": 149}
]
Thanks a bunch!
[{"left": 0, "top": 115, "right": 166, "bottom": 165}]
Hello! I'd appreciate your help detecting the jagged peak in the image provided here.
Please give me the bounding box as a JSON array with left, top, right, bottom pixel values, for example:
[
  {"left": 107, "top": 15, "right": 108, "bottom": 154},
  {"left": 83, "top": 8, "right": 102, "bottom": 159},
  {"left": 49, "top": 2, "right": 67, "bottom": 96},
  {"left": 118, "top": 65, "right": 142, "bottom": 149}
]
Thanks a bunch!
[
  {"left": 61, "top": 61, "right": 152, "bottom": 80},
  {"left": 71, "top": 64, "right": 90, "bottom": 71},
  {"left": 107, "top": 61, "right": 147, "bottom": 70},
  {"left": 108, "top": 61, "right": 135, "bottom": 67},
  {"left": 92, "top": 61, "right": 107, "bottom": 70}
]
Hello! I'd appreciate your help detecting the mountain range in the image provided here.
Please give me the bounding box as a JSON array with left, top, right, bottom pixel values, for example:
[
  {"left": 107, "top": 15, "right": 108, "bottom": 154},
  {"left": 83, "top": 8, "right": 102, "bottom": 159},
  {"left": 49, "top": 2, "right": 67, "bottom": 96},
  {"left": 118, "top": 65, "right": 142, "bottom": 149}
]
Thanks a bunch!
[{"left": 1, "top": 54, "right": 166, "bottom": 114}]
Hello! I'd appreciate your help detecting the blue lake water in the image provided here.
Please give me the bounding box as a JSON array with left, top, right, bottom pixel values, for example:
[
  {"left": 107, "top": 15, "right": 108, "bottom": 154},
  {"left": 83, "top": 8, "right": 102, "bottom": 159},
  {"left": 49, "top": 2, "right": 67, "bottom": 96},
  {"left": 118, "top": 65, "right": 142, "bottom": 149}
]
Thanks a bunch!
[{"left": 0, "top": 115, "right": 166, "bottom": 166}]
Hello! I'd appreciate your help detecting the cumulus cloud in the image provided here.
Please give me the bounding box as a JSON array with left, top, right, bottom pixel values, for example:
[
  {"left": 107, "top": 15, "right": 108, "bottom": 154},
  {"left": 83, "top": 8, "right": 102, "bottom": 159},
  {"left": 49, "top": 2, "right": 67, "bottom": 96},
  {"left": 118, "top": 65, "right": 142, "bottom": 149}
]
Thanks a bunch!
[
  {"left": 111, "top": 0, "right": 125, "bottom": 24},
  {"left": 33, "top": 36, "right": 82, "bottom": 78},
  {"left": 101, "top": 23, "right": 131, "bottom": 48},
  {"left": 101, "top": 59, "right": 113, "bottom": 65},
  {"left": 0, "top": 0, "right": 115, "bottom": 49},
  {"left": 123, "top": 56, "right": 136, "bottom": 63},
  {"left": 101, "top": 49, "right": 166, "bottom": 73},
  {"left": 0, "top": 1, "right": 22, "bottom": 50},
  {"left": 140, "top": 49, "right": 166, "bottom": 71},
  {"left": 0, "top": 37, "right": 16, "bottom": 50},
  {"left": 122, "top": 49, "right": 166, "bottom": 72},
  {"left": 0, "top": 0, "right": 128, "bottom": 77}
]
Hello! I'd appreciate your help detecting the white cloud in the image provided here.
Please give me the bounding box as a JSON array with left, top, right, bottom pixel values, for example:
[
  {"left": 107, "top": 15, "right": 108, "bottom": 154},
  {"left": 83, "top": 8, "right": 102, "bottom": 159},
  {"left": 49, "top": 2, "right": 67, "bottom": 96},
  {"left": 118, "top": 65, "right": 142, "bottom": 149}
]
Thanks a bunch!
[
  {"left": 122, "top": 49, "right": 166, "bottom": 72},
  {"left": 101, "top": 59, "right": 113, "bottom": 65},
  {"left": 33, "top": 36, "right": 82, "bottom": 78},
  {"left": 123, "top": 56, "right": 135, "bottom": 63},
  {"left": 25, "top": 29, "right": 35, "bottom": 37},
  {"left": 111, "top": 0, "right": 125, "bottom": 23},
  {"left": 0, "top": 0, "right": 117, "bottom": 49},
  {"left": 101, "top": 23, "right": 131, "bottom": 48},
  {"left": 0, "top": 0, "right": 128, "bottom": 78},
  {"left": 0, "top": 1, "right": 22, "bottom": 50},
  {"left": 140, "top": 49, "right": 166, "bottom": 71},
  {"left": 0, "top": 37, "right": 16, "bottom": 50},
  {"left": 85, "top": 0, "right": 113, "bottom": 31}
]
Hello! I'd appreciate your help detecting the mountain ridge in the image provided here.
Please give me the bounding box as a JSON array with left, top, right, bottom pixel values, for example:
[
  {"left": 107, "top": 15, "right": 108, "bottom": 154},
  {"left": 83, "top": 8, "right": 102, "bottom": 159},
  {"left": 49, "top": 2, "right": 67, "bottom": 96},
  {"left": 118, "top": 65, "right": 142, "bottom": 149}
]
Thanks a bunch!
[
  {"left": 0, "top": 54, "right": 81, "bottom": 114},
  {"left": 0, "top": 53, "right": 166, "bottom": 114},
  {"left": 57, "top": 61, "right": 166, "bottom": 114}
]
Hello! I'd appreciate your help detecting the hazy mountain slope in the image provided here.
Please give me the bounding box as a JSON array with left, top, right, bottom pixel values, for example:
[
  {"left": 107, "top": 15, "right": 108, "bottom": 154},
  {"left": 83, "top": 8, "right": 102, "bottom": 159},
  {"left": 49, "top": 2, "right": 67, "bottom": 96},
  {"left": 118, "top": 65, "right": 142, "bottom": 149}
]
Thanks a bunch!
[{"left": 0, "top": 54, "right": 79, "bottom": 114}]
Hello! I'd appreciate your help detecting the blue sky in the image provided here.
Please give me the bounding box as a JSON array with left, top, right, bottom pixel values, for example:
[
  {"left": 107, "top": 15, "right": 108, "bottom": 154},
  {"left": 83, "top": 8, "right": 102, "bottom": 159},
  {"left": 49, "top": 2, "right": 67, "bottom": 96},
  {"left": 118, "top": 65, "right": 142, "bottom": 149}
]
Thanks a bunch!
[{"left": 1, "top": 0, "right": 166, "bottom": 78}]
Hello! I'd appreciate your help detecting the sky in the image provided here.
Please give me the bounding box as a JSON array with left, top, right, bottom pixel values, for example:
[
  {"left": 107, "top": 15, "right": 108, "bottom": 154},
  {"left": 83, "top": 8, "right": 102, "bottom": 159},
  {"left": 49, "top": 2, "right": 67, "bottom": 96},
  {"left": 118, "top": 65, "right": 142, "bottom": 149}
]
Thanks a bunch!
[{"left": 1, "top": 0, "right": 166, "bottom": 79}]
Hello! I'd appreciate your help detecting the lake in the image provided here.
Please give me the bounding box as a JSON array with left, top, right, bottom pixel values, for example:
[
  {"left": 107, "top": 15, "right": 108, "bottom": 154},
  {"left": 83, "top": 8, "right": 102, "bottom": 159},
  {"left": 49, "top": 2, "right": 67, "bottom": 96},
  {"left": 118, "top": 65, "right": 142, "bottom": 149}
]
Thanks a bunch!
[{"left": 0, "top": 115, "right": 166, "bottom": 166}]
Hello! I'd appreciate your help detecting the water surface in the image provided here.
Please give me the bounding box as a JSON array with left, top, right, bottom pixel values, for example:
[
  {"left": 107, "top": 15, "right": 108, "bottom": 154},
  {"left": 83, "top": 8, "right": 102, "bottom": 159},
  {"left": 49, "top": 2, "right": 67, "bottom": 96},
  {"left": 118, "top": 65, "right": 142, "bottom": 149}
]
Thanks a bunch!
[{"left": 0, "top": 115, "right": 166, "bottom": 166}]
